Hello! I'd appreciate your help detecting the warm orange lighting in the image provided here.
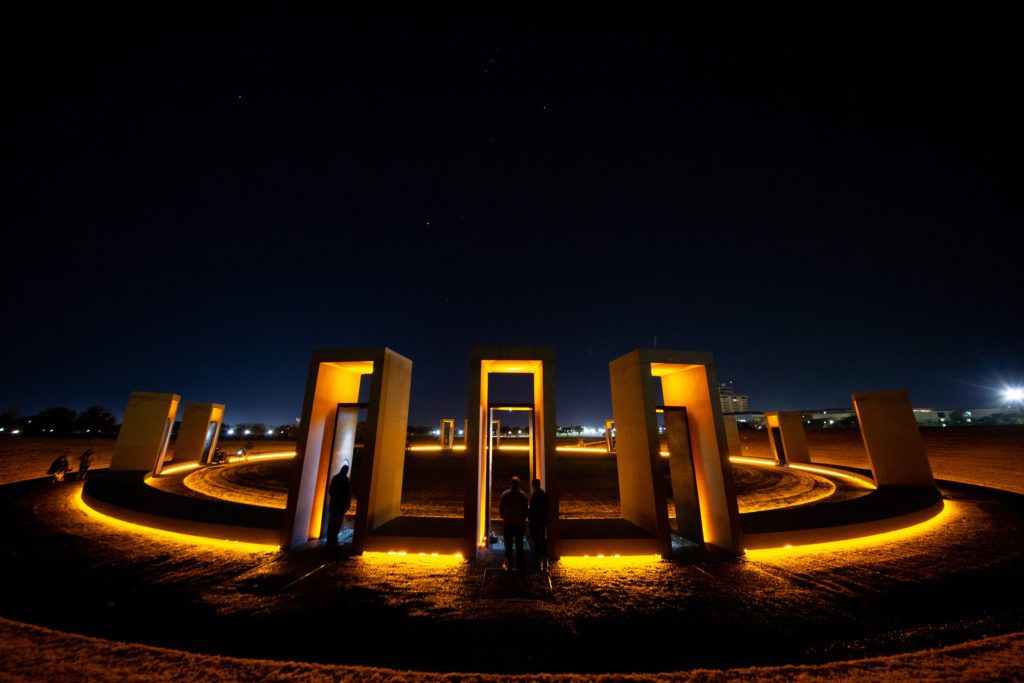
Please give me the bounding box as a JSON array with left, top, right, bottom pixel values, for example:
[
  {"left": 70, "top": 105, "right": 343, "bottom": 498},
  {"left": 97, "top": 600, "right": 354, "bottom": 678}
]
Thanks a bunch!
[
  {"left": 74, "top": 489, "right": 279, "bottom": 553},
  {"left": 408, "top": 445, "right": 467, "bottom": 452},
  {"left": 649, "top": 362, "right": 699, "bottom": 377},
  {"left": 745, "top": 499, "right": 955, "bottom": 559},
  {"left": 726, "top": 456, "right": 877, "bottom": 490},
  {"left": 787, "top": 462, "right": 876, "bottom": 489},
  {"left": 150, "top": 452, "right": 296, "bottom": 481},
  {"left": 362, "top": 550, "right": 464, "bottom": 565},
  {"left": 227, "top": 451, "right": 296, "bottom": 462},
  {"left": 728, "top": 455, "right": 778, "bottom": 466},
  {"left": 154, "top": 462, "right": 200, "bottom": 476},
  {"left": 481, "top": 359, "right": 542, "bottom": 374},
  {"left": 556, "top": 446, "right": 610, "bottom": 454},
  {"left": 559, "top": 553, "right": 663, "bottom": 569},
  {"left": 324, "top": 360, "right": 374, "bottom": 375}
]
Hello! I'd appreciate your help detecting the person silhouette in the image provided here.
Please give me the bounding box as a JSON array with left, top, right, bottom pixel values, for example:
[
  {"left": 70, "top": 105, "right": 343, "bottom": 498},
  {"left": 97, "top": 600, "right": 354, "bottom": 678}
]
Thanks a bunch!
[
  {"left": 47, "top": 451, "right": 70, "bottom": 483},
  {"left": 499, "top": 475, "right": 529, "bottom": 572},
  {"left": 528, "top": 478, "right": 549, "bottom": 570},
  {"left": 77, "top": 449, "right": 94, "bottom": 481},
  {"left": 326, "top": 464, "right": 352, "bottom": 548}
]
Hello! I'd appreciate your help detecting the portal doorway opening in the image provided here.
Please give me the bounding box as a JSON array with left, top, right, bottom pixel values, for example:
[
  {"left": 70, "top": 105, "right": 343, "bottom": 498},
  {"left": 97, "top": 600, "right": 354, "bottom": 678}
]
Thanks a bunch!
[
  {"left": 465, "top": 350, "right": 558, "bottom": 559},
  {"left": 200, "top": 421, "right": 219, "bottom": 465},
  {"left": 485, "top": 403, "right": 536, "bottom": 548},
  {"left": 770, "top": 426, "right": 787, "bottom": 465},
  {"left": 319, "top": 402, "right": 368, "bottom": 545},
  {"left": 659, "top": 406, "right": 704, "bottom": 548}
]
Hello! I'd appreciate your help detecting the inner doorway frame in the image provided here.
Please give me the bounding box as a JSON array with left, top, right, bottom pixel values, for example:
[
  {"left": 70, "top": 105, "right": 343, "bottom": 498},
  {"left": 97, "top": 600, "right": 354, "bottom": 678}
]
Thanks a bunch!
[
  {"left": 484, "top": 403, "right": 536, "bottom": 545},
  {"left": 464, "top": 347, "right": 559, "bottom": 559}
]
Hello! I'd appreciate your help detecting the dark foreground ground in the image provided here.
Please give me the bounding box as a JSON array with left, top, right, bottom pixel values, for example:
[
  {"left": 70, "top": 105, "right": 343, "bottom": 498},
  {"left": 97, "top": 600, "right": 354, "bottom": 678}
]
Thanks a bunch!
[{"left": 0, "top": 427, "right": 1021, "bottom": 677}]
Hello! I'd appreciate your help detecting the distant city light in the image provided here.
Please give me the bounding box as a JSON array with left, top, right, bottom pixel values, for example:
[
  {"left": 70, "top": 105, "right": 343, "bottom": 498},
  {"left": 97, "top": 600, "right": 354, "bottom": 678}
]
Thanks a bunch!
[
  {"left": 266, "top": 429, "right": 274, "bottom": 436},
  {"left": 11, "top": 429, "right": 19, "bottom": 435},
  {"left": 457, "top": 429, "right": 464, "bottom": 436},
  {"left": 243, "top": 429, "right": 251, "bottom": 435},
  {"left": 227, "top": 428, "right": 236, "bottom": 436},
  {"left": 1004, "top": 387, "right": 1024, "bottom": 406}
]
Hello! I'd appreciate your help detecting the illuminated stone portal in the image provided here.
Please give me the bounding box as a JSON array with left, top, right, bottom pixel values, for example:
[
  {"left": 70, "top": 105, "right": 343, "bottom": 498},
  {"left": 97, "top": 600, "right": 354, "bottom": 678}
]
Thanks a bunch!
[
  {"left": 853, "top": 390, "right": 936, "bottom": 488},
  {"left": 174, "top": 403, "right": 225, "bottom": 465},
  {"left": 603, "top": 350, "right": 743, "bottom": 556},
  {"left": 765, "top": 411, "right": 811, "bottom": 465},
  {"left": 439, "top": 419, "right": 455, "bottom": 449},
  {"left": 110, "top": 391, "right": 180, "bottom": 473},
  {"left": 283, "top": 348, "right": 412, "bottom": 551},
  {"left": 465, "top": 347, "right": 559, "bottom": 559}
]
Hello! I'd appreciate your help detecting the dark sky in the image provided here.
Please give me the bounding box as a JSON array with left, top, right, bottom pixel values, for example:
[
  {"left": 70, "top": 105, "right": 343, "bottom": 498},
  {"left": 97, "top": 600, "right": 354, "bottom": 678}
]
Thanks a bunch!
[{"left": 3, "top": 4, "right": 1021, "bottom": 427}]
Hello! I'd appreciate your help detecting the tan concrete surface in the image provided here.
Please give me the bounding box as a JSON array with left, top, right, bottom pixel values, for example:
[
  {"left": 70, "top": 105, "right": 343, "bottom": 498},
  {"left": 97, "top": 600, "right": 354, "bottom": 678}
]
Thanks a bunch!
[{"left": 110, "top": 392, "right": 180, "bottom": 472}]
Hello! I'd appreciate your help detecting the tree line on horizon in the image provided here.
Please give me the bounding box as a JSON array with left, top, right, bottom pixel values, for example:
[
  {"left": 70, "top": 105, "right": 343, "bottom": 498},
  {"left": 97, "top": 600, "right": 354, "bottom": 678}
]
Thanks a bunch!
[{"left": 0, "top": 407, "right": 300, "bottom": 440}]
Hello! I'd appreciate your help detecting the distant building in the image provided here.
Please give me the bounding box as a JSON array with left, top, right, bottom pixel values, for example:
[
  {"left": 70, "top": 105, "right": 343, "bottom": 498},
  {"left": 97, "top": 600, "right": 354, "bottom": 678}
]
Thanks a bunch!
[
  {"left": 805, "top": 408, "right": 856, "bottom": 426},
  {"left": 731, "top": 411, "right": 766, "bottom": 428},
  {"left": 963, "top": 408, "right": 1024, "bottom": 425},
  {"left": 718, "top": 382, "right": 748, "bottom": 414}
]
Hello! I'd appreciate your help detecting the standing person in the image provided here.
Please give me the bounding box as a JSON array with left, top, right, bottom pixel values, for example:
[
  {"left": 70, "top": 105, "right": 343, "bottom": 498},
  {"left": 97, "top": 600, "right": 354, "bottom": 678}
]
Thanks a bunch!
[
  {"left": 499, "top": 476, "right": 529, "bottom": 572},
  {"left": 325, "top": 464, "right": 352, "bottom": 548},
  {"left": 528, "top": 478, "right": 549, "bottom": 570},
  {"left": 77, "top": 449, "right": 94, "bottom": 481}
]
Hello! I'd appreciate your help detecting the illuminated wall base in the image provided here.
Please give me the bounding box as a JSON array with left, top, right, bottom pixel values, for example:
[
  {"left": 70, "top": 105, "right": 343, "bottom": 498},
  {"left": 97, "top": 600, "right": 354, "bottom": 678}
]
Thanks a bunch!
[
  {"left": 362, "top": 534, "right": 464, "bottom": 555},
  {"left": 558, "top": 536, "right": 665, "bottom": 557},
  {"left": 742, "top": 498, "right": 946, "bottom": 551},
  {"left": 79, "top": 487, "right": 280, "bottom": 548}
]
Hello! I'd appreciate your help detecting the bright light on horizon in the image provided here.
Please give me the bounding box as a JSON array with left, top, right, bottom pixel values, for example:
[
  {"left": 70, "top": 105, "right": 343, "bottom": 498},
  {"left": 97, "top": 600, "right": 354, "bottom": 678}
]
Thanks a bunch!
[{"left": 1004, "top": 387, "right": 1024, "bottom": 403}]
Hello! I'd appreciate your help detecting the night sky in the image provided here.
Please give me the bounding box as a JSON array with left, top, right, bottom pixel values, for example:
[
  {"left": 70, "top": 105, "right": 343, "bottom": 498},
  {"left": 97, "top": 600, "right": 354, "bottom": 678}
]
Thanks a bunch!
[{"left": 4, "top": 5, "right": 1021, "bottom": 427}]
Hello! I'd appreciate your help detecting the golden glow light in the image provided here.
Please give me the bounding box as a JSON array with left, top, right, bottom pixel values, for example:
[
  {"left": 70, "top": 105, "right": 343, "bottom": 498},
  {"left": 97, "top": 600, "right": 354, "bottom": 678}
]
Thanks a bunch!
[
  {"left": 744, "top": 499, "right": 955, "bottom": 559},
  {"left": 727, "top": 456, "right": 877, "bottom": 490},
  {"left": 560, "top": 553, "right": 663, "bottom": 569},
  {"left": 361, "top": 550, "right": 464, "bottom": 566},
  {"left": 155, "top": 462, "right": 200, "bottom": 476},
  {"left": 787, "top": 462, "right": 876, "bottom": 489},
  {"left": 150, "top": 452, "right": 296, "bottom": 480},
  {"left": 74, "top": 488, "right": 279, "bottom": 553},
  {"left": 557, "top": 446, "right": 611, "bottom": 454},
  {"left": 226, "top": 451, "right": 296, "bottom": 463}
]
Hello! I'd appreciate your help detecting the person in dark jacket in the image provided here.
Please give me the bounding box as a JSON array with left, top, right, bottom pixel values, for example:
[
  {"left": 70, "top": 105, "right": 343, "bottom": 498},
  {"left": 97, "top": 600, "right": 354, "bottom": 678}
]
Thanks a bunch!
[
  {"left": 77, "top": 449, "right": 94, "bottom": 481},
  {"left": 326, "top": 464, "right": 352, "bottom": 547},
  {"left": 499, "top": 476, "right": 529, "bottom": 571},
  {"left": 528, "top": 478, "right": 549, "bottom": 570}
]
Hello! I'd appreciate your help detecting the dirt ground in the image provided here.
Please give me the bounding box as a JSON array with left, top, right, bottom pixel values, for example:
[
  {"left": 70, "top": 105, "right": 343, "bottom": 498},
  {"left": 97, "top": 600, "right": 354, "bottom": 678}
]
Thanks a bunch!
[{"left": 0, "top": 427, "right": 1021, "bottom": 678}]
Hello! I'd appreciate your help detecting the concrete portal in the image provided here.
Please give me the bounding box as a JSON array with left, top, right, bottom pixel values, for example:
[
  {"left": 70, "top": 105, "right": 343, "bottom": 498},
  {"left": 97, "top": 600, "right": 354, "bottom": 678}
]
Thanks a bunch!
[
  {"left": 440, "top": 419, "right": 455, "bottom": 450},
  {"left": 664, "top": 408, "right": 703, "bottom": 545},
  {"left": 465, "top": 347, "right": 558, "bottom": 559},
  {"left": 111, "top": 392, "right": 180, "bottom": 473},
  {"left": 723, "top": 415, "right": 742, "bottom": 456},
  {"left": 609, "top": 350, "right": 743, "bottom": 556},
  {"left": 765, "top": 412, "right": 810, "bottom": 465},
  {"left": 853, "top": 390, "right": 936, "bottom": 488},
  {"left": 283, "top": 348, "right": 412, "bottom": 551},
  {"left": 175, "top": 403, "right": 225, "bottom": 466},
  {"left": 490, "top": 419, "right": 501, "bottom": 449}
]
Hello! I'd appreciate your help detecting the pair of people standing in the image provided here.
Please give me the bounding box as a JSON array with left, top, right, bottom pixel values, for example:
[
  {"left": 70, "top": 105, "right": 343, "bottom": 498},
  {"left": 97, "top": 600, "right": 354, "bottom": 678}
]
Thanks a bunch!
[{"left": 498, "top": 476, "right": 548, "bottom": 572}]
